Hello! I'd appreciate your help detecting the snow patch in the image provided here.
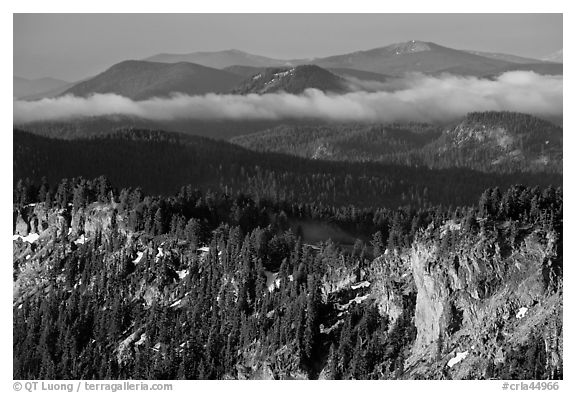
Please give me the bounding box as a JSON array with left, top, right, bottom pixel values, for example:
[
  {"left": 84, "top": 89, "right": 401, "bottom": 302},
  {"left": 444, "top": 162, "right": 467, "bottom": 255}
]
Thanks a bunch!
[
  {"left": 447, "top": 351, "right": 469, "bottom": 368},
  {"left": 351, "top": 281, "right": 371, "bottom": 290},
  {"left": 132, "top": 251, "right": 143, "bottom": 265},
  {"left": 273, "top": 68, "right": 295, "bottom": 78},
  {"left": 264, "top": 271, "right": 280, "bottom": 292},
  {"left": 135, "top": 333, "right": 147, "bottom": 346},
  {"left": 440, "top": 220, "right": 462, "bottom": 238},
  {"left": 74, "top": 234, "right": 87, "bottom": 245},
  {"left": 320, "top": 319, "right": 344, "bottom": 334},
  {"left": 335, "top": 294, "right": 370, "bottom": 311},
  {"left": 516, "top": 307, "right": 528, "bottom": 319},
  {"left": 13, "top": 233, "right": 40, "bottom": 244}
]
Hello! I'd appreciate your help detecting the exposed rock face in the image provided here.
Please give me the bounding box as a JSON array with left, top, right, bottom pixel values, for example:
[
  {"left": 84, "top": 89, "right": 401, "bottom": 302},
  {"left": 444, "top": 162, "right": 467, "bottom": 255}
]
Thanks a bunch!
[
  {"left": 410, "top": 243, "right": 450, "bottom": 353},
  {"left": 14, "top": 202, "right": 128, "bottom": 242},
  {"left": 71, "top": 204, "right": 125, "bottom": 237},
  {"left": 370, "top": 252, "right": 410, "bottom": 327},
  {"left": 235, "top": 341, "right": 308, "bottom": 380},
  {"left": 397, "top": 225, "right": 562, "bottom": 379},
  {"left": 14, "top": 212, "right": 30, "bottom": 236},
  {"left": 13, "top": 201, "right": 562, "bottom": 380}
]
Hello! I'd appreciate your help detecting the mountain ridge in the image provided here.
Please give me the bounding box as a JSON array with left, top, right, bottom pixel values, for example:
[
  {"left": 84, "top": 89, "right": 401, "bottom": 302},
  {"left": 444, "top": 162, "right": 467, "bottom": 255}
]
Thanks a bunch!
[{"left": 60, "top": 60, "right": 244, "bottom": 100}]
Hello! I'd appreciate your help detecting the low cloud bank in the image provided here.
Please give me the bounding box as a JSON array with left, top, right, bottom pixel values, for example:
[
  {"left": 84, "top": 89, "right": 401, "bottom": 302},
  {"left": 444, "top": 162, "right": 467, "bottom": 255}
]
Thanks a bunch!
[{"left": 14, "top": 71, "right": 562, "bottom": 124}]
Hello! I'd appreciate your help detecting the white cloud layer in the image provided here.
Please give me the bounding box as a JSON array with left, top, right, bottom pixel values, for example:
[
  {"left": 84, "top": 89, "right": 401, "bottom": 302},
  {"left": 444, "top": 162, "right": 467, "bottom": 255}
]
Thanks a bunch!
[{"left": 13, "top": 71, "right": 562, "bottom": 124}]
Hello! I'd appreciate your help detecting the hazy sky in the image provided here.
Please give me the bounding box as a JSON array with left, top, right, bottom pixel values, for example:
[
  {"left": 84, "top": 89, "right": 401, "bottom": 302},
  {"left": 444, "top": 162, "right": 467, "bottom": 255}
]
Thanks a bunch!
[{"left": 14, "top": 13, "right": 562, "bottom": 81}]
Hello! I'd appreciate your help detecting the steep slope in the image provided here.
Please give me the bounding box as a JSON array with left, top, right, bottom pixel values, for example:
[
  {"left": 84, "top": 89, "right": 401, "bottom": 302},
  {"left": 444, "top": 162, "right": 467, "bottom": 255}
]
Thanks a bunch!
[
  {"left": 145, "top": 49, "right": 288, "bottom": 68},
  {"left": 429, "top": 111, "right": 563, "bottom": 173},
  {"left": 226, "top": 65, "right": 391, "bottom": 86},
  {"left": 12, "top": 182, "right": 562, "bottom": 380},
  {"left": 370, "top": 196, "right": 563, "bottom": 379},
  {"left": 233, "top": 65, "right": 348, "bottom": 94},
  {"left": 61, "top": 60, "right": 244, "bottom": 99}
]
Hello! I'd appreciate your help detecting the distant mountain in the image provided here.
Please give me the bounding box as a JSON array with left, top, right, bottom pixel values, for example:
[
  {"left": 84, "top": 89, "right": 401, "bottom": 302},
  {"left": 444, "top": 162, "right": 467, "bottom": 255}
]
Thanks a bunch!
[
  {"left": 307, "top": 41, "right": 512, "bottom": 76},
  {"left": 145, "top": 49, "right": 289, "bottom": 69},
  {"left": 232, "top": 111, "right": 562, "bottom": 174},
  {"left": 223, "top": 65, "right": 266, "bottom": 77},
  {"left": 541, "top": 50, "right": 563, "bottom": 63},
  {"left": 14, "top": 76, "right": 70, "bottom": 99},
  {"left": 305, "top": 41, "right": 563, "bottom": 77},
  {"left": 144, "top": 43, "right": 563, "bottom": 79},
  {"left": 463, "top": 50, "right": 545, "bottom": 64},
  {"left": 61, "top": 60, "right": 244, "bottom": 100},
  {"left": 232, "top": 65, "right": 348, "bottom": 94},
  {"left": 19, "top": 82, "right": 77, "bottom": 101}
]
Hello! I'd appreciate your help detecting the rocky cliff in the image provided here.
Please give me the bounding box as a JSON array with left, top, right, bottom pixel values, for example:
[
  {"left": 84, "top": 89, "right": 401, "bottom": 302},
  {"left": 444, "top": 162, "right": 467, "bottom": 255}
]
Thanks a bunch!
[{"left": 13, "top": 198, "right": 562, "bottom": 379}]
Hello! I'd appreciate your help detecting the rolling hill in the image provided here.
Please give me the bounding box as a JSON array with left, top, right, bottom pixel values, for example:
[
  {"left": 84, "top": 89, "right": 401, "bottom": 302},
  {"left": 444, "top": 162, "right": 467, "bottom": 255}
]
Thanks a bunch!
[
  {"left": 145, "top": 49, "right": 289, "bottom": 69},
  {"left": 232, "top": 65, "right": 348, "bottom": 94},
  {"left": 13, "top": 128, "right": 560, "bottom": 209},
  {"left": 232, "top": 111, "right": 562, "bottom": 174},
  {"left": 60, "top": 60, "right": 244, "bottom": 100}
]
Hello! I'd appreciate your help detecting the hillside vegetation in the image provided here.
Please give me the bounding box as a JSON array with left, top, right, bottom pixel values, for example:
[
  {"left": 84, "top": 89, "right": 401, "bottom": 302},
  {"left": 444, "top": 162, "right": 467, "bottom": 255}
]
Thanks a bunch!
[{"left": 13, "top": 177, "right": 562, "bottom": 379}]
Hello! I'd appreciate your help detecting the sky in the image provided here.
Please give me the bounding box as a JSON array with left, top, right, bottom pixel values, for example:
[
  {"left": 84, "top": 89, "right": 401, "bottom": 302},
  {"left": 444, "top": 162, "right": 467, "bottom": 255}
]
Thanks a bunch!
[{"left": 14, "top": 13, "right": 562, "bottom": 81}]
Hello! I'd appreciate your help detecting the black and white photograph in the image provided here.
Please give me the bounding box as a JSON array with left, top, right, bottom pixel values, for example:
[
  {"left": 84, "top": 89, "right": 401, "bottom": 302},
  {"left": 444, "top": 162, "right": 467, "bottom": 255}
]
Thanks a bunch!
[{"left": 10, "top": 9, "right": 566, "bottom": 385}]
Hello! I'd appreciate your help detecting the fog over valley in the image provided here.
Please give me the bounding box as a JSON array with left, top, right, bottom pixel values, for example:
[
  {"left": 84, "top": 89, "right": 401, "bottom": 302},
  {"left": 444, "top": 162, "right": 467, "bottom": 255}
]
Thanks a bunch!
[{"left": 14, "top": 71, "right": 562, "bottom": 124}]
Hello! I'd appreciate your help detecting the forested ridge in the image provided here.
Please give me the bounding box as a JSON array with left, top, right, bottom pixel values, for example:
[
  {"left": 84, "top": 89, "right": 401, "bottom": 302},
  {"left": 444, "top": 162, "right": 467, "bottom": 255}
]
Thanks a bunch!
[
  {"left": 232, "top": 112, "right": 562, "bottom": 173},
  {"left": 14, "top": 128, "right": 561, "bottom": 210}
]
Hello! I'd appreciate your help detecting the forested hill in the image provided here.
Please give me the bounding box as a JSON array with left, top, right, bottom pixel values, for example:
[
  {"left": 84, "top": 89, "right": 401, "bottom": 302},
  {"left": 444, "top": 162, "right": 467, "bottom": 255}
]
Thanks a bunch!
[
  {"left": 232, "top": 112, "right": 562, "bottom": 174},
  {"left": 14, "top": 128, "right": 561, "bottom": 210}
]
